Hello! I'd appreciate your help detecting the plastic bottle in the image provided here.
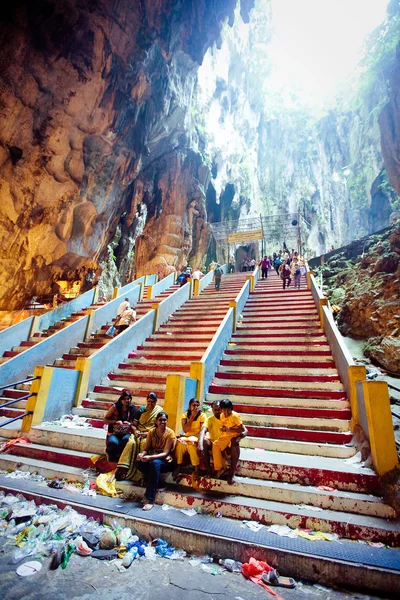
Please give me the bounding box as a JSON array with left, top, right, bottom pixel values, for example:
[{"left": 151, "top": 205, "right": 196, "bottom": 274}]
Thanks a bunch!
[
  {"left": 218, "top": 558, "right": 242, "bottom": 572},
  {"left": 122, "top": 546, "right": 138, "bottom": 567}
]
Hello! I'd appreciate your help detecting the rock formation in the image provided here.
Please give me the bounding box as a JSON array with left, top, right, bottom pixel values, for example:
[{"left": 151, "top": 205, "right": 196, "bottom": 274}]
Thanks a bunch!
[
  {"left": 1, "top": 0, "right": 399, "bottom": 310},
  {"left": 0, "top": 0, "right": 254, "bottom": 309},
  {"left": 319, "top": 223, "right": 400, "bottom": 373}
]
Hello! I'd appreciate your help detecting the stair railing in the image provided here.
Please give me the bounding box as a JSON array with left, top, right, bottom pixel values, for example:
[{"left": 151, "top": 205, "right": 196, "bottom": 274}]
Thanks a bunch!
[{"left": 0, "top": 376, "right": 38, "bottom": 428}]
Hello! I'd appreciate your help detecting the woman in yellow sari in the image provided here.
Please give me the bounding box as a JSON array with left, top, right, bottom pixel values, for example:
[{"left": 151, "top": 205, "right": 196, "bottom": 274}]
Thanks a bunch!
[
  {"left": 113, "top": 392, "right": 162, "bottom": 481},
  {"left": 173, "top": 398, "right": 206, "bottom": 481}
]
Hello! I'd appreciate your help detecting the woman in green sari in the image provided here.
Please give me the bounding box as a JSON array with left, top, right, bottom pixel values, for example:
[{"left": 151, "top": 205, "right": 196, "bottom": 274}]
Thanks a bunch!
[{"left": 113, "top": 392, "right": 162, "bottom": 481}]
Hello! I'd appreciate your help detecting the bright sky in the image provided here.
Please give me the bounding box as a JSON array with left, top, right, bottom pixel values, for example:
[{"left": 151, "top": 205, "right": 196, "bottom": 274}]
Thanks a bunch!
[{"left": 269, "top": 0, "right": 390, "bottom": 106}]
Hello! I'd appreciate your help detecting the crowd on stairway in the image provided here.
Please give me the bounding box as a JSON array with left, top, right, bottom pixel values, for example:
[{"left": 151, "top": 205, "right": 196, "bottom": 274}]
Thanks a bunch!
[{"left": 103, "top": 391, "right": 246, "bottom": 511}]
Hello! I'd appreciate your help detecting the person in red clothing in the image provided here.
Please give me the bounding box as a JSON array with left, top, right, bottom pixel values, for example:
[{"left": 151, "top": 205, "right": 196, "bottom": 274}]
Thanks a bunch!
[{"left": 259, "top": 256, "right": 271, "bottom": 279}]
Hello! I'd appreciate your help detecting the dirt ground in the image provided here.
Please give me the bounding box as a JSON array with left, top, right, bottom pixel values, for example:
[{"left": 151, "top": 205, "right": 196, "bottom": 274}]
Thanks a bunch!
[{"left": 0, "top": 540, "right": 386, "bottom": 600}]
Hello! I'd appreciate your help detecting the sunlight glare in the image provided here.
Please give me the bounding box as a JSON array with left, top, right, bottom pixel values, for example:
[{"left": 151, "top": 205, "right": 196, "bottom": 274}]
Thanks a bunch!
[{"left": 269, "top": 0, "right": 390, "bottom": 106}]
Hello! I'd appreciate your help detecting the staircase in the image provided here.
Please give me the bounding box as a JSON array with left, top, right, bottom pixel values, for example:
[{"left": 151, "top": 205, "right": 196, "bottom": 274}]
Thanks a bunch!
[
  {"left": 0, "top": 271, "right": 399, "bottom": 593},
  {"left": 0, "top": 282, "right": 178, "bottom": 421}
]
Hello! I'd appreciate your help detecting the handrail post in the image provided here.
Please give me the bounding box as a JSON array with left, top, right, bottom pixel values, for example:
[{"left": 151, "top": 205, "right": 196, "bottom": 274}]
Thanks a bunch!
[
  {"left": 163, "top": 374, "right": 186, "bottom": 433},
  {"left": 230, "top": 301, "right": 237, "bottom": 332},
  {"left": 112, "top": 287, "right": 120, "bottom": 299},
  {"left": 193, "top": 279, "right": 200, "bottom": 297},
  {"left": 319, "top": 298, "right": 328, "bottom": 326},
  {"left": 147, "top": 285, "right": 154, "bottom": 300},
  {"left": 29, "top": 315, "right": 41, "bottom": 338},
  {"left": 21, "top": 366, "right": 45, "bottom": 432},
  {"left": 190, "top": 362, "right": 206, "bottom": 402},
  {"left": 92, "top": 286, "right": 100, "bottom": 303},
  {"left": 306, "top": 271, "right": 314, "bottom": 289},
  {"left": 75, "top": 356, "right": 93, "bottom": 407},
  {"left": 152, "top": 303, "right": 160, "bottom": 332},
  {"left": 348, "top": 365, "right": 367, "bottom": 430},
  {"left": 138, "top": 281, "right": 144, "bottom": 302},
  {"left": 362, "top": 380, "right": 399, "bottom": 475},
  {"left": 246, "top": 274, "right": 255, "bottom": 293}
]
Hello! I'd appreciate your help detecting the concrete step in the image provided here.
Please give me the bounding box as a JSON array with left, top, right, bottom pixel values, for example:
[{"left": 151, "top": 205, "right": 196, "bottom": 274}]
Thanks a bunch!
[
  {"left": 93, "top": 385, "right": 165, "bottom": 399},
  {"left": 169, "top": 473, "right": 395, "bottom": 519},
  {"left": 1, "top": 476, "right": 398, "bottom": 595},
  {"left": 242, "top": 435, "right": 356, "bottom": 458},
  {"left": 104, "top": 377, "right": 166, "bottom": 392},
  {"left": 114, "top": 366, "right": 189, "bottom": 377},
  {"left": 205, "top": 391, "right": 350, "bottom": 409},
  {"left": 219, "top": 365, "right": 339, "bottom": 375},
  {"left": 212, "top": 376, "right": 344, "bottom": 391},
  {"left": 27, "top": 424, "right": 105, "bottom": 454},
  {"left": 116, "top": 479, "right": 400, "bottom": 545}
]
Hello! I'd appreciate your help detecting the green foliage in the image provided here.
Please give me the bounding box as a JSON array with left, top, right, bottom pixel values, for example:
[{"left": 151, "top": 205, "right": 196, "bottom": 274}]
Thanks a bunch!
[
  {"left": 346, "top": 172, "right": 369, "bottom": 208},
  {"left": 351, "top": 2, "right": 400, "bottom": 109}
]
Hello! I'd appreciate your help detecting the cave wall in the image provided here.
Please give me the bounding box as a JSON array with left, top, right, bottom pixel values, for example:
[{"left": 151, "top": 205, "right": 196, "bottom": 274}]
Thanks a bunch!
[{"left": 0, "top": 0, "right": 255, "bottom": 309}]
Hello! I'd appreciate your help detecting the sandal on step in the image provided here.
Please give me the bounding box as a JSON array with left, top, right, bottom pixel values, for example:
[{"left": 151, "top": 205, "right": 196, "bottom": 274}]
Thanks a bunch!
[{"left": 262, "top": 570, "right": 295, "bottom": 588}]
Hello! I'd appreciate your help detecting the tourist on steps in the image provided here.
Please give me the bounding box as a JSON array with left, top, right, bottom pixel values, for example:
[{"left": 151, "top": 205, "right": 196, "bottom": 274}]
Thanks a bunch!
[
  {"left": 117, "top": 297, "right": 130, "bottom": 316},
  {"left": 259, "top": 255, "right": 271, "bottom": 279},
  {"left": 292, "top": 260, "right": 302, "bottom": 289},
  {"left": 198, "top": 400, "right": 248, "bottom": 477},
  {"left": 279, "top": 259, "right": 292, "bottom": 289},
  {"left": 137, "top": 411, "right": 176, "bottom": 511},
  {"left": 173, "top": 398, "right": 206, "bottom": 481},
  {"left": 109, "top": 392, "right": 162, "bottom": 483},
  {"left": 115, "top": 304, "right": 136, "bottom": 334},
  {"left": 214, "top": 264, "right": 222, "bottom": 291},
  {"left": 213, "top": 399, "right": 245, "bottom": 485},
  {"left": 104, "top": 391, "right": 136, "bottom": 462},
  {"left": 273, "top": 254, "right": 282, "bottom": 275}
]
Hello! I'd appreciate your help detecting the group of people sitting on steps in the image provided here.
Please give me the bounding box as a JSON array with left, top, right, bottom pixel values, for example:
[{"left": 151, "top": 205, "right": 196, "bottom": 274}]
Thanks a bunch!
[{"left": 104, "top": 391, "right": 247, "bottom": 511}]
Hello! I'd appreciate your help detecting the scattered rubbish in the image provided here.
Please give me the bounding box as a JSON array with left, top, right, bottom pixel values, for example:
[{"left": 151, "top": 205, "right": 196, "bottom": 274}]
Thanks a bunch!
[
  {"left": 100, "top": 530, "right": 117, "bottom": 549},
  {"left": 47, "top": 479, "right": 64, "bottom": 489},
  {"left": 161, "top": 503, "right": 197, "bottom": 517},
  {"left": 154, "top": 538, "right": 186, "bottom": 560},
  {"left": 267, "top": 524, "right": 298, "bottom": 538},
  {"left": 0, "top": 437, "right": 31, "bottom": 454},
  {"left": 242, "top": 520, "right": 264, "bottom": 532},
  {"left": 317, "top": 485, "right": 336, "bottom": 492},
  {"left": 242, "top": 557, "right": 287, "bottom": 599},
  {"left": 297, "top": 530, "right": 339, "bottom": 542},
  {"left": 219, "top": 558, "right": 242, "bottom": 572},
  {"left": 122, "top": 546, "right": 138, "bottom": 567},
  {"left": 295, "top": 504, "right": 323, "bottom": 512},
  {"left": 5, "top": 470, "right": 32, "bottom": 480},
  {"left": 16, "top": 561, "right": 42, "bottom": 577},
  {"left": 73, "top": 536, "right": 92, "bottom": 556},
  {"left": 344, "top": 452, "right": 363, "bottom": 465},
  {"left": 201, "top": 563, "right": 218, "bottom": 575},
  {"left": 96, "top": 472, "right": 119, "bottom": 498},
  {"left": 367, "top": 541, "right": 385, "bottom": 548},
  {"left": 166, "top": 332, "right": 172, "bottom": 336},
  {"left": 91, "top": 549, "right": 119, "bottom": 560},
  {"left": 262, "top": 569, "right": 295, "bottom": 589}
]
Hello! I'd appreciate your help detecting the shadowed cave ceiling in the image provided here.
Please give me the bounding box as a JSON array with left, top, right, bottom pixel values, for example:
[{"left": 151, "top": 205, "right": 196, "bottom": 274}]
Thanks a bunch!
[{"left": 0, "top": 0, "right": 399, "bottom": 309}]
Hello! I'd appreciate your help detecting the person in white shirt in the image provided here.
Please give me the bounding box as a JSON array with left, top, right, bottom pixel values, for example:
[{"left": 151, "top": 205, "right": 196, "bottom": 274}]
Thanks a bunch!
[
  {"left": 192, "top": 269, "right": 202, "bottom": 280},
  {"left": 117, "top": 297, "right": 130, "bottom": 316},
  {"left": 116, "top": 307, "right": 136, "bottom": 335}
]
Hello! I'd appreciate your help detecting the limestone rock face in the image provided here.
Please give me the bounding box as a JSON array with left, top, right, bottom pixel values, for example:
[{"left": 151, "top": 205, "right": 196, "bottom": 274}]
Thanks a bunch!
[
  {"left": 322, "top": 224, "right": 400, "bottom": 373},
  {"left": 0, "top": 0, "right": 252, "bottom": 309},
  {"left": 380, "top": 45, "right": 400, "bottom": 196}
]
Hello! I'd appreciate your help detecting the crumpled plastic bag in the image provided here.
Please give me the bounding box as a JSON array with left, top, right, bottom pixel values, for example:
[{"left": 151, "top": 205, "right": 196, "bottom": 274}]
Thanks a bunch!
[
  {"left": 241, "top": 557, "right": 285, "bottom": 600},
  {"left": 96, "top": 472, "right": 119, "bottom": 498}
]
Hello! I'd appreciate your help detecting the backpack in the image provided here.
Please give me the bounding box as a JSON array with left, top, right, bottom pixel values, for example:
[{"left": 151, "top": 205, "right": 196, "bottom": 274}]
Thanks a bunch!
[
  {"left": 214, "top": 267, "right": 222, "bottom": 277},
  {"left": 282, "top": 264, "right": 290, "bottom": 276}
]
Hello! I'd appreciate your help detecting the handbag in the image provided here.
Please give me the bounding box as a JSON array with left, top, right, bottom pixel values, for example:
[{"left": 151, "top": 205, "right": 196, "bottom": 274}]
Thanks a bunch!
[{"left": 106, "top": 325, "right": 116, "bottom": 337}]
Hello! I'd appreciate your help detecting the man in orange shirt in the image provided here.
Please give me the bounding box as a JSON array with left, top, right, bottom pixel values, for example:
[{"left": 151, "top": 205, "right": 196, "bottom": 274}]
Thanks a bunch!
[{"left": 212, "top": 399, "right": 245, "bottom": 484}]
